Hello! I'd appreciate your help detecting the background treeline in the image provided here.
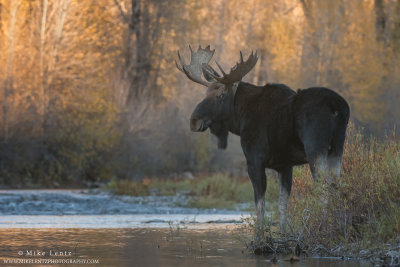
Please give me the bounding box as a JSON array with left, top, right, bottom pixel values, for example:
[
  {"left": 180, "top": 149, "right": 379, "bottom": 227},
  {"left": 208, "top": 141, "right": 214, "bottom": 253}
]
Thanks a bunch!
[{"left": 0, "top": 0, "right": 399, "bottom": 187}]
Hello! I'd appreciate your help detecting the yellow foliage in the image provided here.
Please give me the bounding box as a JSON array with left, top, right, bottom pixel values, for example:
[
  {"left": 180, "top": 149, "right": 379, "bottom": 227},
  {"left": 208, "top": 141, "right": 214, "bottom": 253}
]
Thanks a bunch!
[
  {"left": 337, "top": 1, "right": 387, "bottom": 126},
  {"left": 0, "top": 0, "right": 399, "bottom": 185}
]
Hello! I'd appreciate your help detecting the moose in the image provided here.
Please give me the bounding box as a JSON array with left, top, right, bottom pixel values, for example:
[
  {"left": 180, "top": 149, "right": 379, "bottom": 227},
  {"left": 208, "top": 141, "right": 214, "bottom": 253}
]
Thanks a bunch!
[{"left": 176, "top": 45, "right": 350, "bottom": 236}]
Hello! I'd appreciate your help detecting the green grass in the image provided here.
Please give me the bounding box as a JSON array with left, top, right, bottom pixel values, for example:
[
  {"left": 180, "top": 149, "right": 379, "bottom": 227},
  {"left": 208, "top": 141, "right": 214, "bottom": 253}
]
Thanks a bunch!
[
  {"left": 105, "top": 179, "right": 150, "bottom": 196},
  {"left": 105, "top": 173, "right": 279, "bottom": 210}
]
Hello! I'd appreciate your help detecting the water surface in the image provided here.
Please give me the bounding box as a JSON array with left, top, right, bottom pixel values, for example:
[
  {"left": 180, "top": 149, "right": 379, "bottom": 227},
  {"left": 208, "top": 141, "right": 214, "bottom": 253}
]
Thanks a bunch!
[
  {"left": 0, "top": 190, "right": 369, "bottom": 266},
  {"left": 0, "top": 228, "right": 368, "bottom": 267}
]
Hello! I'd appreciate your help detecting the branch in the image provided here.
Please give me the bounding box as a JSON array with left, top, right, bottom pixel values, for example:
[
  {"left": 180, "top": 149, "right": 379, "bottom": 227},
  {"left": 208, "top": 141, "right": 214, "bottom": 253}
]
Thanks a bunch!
[{"left": 113, "top": 0, "right": 135, "bottom": 29}]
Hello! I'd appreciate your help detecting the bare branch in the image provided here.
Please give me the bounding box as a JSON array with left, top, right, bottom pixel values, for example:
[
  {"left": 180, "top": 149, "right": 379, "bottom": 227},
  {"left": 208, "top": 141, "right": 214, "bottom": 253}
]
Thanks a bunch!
[{"left": 113, "top": 0, "right": 135, "bottom": 29}]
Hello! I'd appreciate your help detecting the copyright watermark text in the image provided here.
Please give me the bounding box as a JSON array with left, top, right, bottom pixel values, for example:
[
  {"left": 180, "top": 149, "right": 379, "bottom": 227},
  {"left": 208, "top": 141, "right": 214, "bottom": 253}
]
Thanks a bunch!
[
  {"left": 2, "top": 247, "right": 100, "bottom": 265},
  {"left": 3, "top": 258, "right": 100, "bottom": 264}
]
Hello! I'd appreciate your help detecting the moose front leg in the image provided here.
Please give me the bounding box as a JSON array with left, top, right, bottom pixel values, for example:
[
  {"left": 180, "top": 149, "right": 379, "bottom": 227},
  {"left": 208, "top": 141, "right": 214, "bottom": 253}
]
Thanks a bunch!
[
  {"left": 247, "top": 161, "right": 266, "bottom": 240},
  {"left": 278, "top": 167, "right": 293, "bottom": 234}
]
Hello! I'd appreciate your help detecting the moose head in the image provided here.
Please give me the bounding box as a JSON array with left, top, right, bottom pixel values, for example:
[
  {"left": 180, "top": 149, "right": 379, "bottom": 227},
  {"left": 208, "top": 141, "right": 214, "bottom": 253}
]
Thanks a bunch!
[{"left": 175, "top": 45, "right": 258, "bottom": 149}]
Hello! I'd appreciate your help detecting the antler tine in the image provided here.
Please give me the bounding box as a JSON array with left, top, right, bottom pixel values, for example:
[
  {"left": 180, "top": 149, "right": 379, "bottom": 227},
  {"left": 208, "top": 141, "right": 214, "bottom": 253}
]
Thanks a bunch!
[
  {"left": 202, "top": 64, "right": 220, "bottom": 78},
  {"left": 175, "top": 60, "right": 182, "bottom": 72},
  {"left": 175, "top": 50, "right": 184, "bottom": 72},
  {"left": 175, "top": 45, "right": 216, "bottom": 87},
  {"left": 213, "top": 50, "right": 259, "bottom": 85},
  {"left": 215, "top": 61, "right": 227, "bottom": 77}
]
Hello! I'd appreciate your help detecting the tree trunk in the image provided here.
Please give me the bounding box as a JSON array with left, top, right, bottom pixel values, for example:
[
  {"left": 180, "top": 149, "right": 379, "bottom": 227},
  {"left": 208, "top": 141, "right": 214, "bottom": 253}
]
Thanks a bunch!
[
  {"left": 39, "top": 0, "right": 48, "bottom": 131},
  {"left": 115, "top": 0, "right": 169, "bottom": 106},
  {"left": 126, "top": 0, "right": 149, "bottom": 105},
  {"left": 43, "top": 0, "right": 70, "bottom": 131},
  {"left": 3, "top": 0, "right": 19, "bottom": 141},
  {"left": 0, "top": 1, "right": 3, "bottom": 34},
  {"left": 299, "top": 0, "right": 320, "bottom": 87},
  {"left": 374, "top": 0, "right": 386, "bottom": 43},
  {"left": 125, "top": 0, "right": 162, "bottom": 105}
]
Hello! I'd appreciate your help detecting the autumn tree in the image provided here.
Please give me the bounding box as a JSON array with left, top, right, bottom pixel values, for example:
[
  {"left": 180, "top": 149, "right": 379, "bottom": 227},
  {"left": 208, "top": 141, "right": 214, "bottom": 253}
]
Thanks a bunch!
[{"left": 0, "top": 0, "right": 399, "bottom": 186}]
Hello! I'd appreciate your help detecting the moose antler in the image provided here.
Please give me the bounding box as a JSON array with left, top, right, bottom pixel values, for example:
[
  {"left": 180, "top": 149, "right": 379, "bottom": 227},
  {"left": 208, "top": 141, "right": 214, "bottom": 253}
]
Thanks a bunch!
[
  {"left": 206, "top": 51, "right": 259, "bottom": 85},
  {"left": 175, "top": 45, "right": 215, "bottom": 87},
  {"left": 176, "top": 45, "right": 259, "bottom": 86}
]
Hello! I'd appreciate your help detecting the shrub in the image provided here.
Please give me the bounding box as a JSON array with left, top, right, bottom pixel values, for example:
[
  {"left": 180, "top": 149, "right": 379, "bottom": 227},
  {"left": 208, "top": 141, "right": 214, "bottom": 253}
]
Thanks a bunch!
[{"left": 288, "top": 124, "right": 400, "bottom": 253}]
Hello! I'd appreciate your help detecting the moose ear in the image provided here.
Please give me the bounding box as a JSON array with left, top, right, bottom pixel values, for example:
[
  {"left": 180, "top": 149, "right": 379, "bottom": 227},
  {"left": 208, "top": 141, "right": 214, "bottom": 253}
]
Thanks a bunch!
[{"left": 230, "top": 81, "right": 240, "bottom": 96}]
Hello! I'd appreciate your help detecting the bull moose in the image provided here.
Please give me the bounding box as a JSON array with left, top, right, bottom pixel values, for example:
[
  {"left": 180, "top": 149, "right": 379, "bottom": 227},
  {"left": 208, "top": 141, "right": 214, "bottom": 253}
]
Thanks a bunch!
[{"left": 175, "top": 45, "right": 350, "bottom": 236}]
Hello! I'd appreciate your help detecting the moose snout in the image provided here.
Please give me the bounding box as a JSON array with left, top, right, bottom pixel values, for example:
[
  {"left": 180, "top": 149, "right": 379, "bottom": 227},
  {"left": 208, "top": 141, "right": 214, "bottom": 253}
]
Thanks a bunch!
[
  {"left": 190, "top": 118, "right": 203, "bottom": 132},
  {"left": 190, "top": 117, "right": 211, "bottom": 132}
]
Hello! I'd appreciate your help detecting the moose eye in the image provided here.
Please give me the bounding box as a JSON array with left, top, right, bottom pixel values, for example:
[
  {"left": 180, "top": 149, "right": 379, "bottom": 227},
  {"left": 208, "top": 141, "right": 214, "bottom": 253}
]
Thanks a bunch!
[{"left": 217, "top": 94, "right": 225, "bottom": 102}]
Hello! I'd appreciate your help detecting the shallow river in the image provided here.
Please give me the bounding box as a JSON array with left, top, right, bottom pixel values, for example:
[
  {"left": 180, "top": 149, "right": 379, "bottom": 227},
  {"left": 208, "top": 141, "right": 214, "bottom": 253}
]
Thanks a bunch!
[
  {"left": 0, "top": 228, "right": 370, "bottom": 267},
  {"left": 0, "top": 190, "right": 369, "bottom": 266}
]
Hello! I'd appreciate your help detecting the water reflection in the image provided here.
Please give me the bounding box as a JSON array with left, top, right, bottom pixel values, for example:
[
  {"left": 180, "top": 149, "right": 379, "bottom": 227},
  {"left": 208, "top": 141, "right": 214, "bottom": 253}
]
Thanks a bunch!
[{"left": 0, "top": 228, "right": 368, "bottom": 267}]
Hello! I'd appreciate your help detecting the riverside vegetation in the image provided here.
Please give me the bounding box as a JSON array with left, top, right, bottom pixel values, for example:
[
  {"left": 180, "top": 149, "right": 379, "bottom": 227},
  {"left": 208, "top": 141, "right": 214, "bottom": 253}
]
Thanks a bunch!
[{"left": 108, "top": 124, "right": 400, "bottom": 264}]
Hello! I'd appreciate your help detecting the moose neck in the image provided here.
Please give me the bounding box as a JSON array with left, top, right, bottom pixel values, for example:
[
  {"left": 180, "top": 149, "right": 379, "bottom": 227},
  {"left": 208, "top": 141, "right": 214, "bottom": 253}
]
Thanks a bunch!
[
  {"left": 209, "top": 81, "right": 263, "bottom": 148},
  {"left": 209, "top": 82, "right": 245, "bottom": 142},
  {"left": 226, "top": 83, "right": 241, "bottom": 136},
  {"left": 227, "top": 81, "right": 264, "bottom": 136}
]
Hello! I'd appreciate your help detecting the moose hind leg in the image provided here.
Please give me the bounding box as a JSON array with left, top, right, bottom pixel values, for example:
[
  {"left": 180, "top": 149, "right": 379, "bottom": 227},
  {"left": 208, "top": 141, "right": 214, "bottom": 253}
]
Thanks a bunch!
[
  {"left": 302, "top": 129, "right": 329, "bottom": 181},
  {"left": 307, "top": 152, "right": 328, "bottom": 182},
  {"left": 327, "top": 154, "right": 342, "bottom": 184},
  {"left": 300, "top": 107, "right": 333, "bottom": 182},
  {"left": 327, "top": 135, "right": 346, "bottom": 184},
  {"left": 278, "top": 167, "right": 293, "bottom": 234}
]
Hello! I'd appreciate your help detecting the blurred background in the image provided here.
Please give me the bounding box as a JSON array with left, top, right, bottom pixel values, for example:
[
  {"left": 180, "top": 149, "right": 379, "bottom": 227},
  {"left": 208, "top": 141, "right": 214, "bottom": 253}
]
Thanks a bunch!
[{"left": 0, "top": 0, "right": 399, "bottom": 187}]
